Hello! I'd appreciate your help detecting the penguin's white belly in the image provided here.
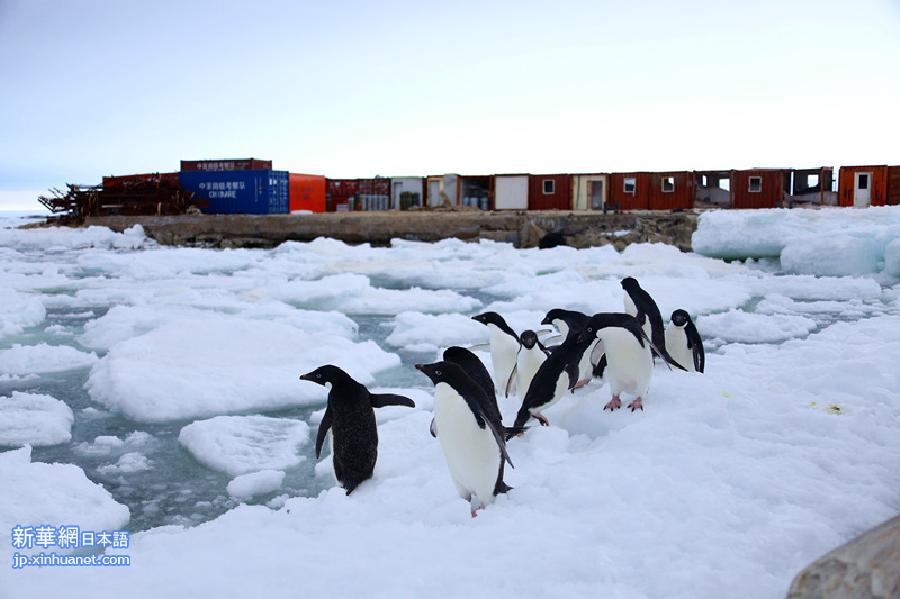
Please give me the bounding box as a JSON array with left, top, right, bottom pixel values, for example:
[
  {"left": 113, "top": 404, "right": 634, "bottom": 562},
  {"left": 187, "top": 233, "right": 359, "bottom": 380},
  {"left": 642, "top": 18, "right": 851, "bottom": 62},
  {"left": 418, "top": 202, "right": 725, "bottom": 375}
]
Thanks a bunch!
[
  {"left": 516, "top": 347, "right": 546, "bottom": 398},
  {"left": 578, "top": 338, "right": 601, "bottom": 381},
  {"left": 552, "top": 319, "right": 570, "bottom": 340},
  {"left": 601, "top": 328, "right": 652, "bottom": 397},
  {"left": 433, "top": 383, "right": 500, "bottom": 504},
  {"left": 488, "top": 328, "right": 519, "bottom": 394},
  {"left": 665, "top": 326, "right": 695, "bottom": 372},
  {"left": 624, "top": 294, "right": 638, "bottom": 317}
]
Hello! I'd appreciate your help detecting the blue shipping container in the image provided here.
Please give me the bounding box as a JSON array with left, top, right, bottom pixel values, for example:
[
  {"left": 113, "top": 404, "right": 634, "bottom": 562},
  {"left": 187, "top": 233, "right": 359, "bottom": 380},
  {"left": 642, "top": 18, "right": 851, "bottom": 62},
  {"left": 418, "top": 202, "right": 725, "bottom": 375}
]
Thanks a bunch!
[{"left": 179, "top": 170, "right": 289, "bottom": 215}]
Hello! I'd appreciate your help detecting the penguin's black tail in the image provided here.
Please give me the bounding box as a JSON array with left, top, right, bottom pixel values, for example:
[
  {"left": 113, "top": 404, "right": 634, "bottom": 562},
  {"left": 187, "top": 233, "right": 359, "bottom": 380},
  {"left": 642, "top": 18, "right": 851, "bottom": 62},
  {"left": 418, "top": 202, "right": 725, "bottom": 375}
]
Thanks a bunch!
[
  {"left": 494, "top": 480, "right": 513, "bottom": 495},
  {"left": 503, "top": 424, "right": 529, "bottom": 441}
]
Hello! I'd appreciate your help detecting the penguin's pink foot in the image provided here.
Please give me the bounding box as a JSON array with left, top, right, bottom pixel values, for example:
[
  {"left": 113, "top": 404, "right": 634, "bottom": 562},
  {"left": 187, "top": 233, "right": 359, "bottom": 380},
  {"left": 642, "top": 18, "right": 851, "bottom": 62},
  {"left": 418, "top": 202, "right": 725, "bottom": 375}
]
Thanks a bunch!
[
  {"left": 574, "top": 378, "right": 590, "bottom": 389},
  {"left": 470, "top": 510, "right": 478, "bottom": 519},
  {"left": 628, "top": 398, "right": 643, "bottom": 412},
  {"left": 604, "top": 396, "right": 622, "bottom": 411},
  {"left": 535, "top": 414, "right": 550, "bottom": 427}
]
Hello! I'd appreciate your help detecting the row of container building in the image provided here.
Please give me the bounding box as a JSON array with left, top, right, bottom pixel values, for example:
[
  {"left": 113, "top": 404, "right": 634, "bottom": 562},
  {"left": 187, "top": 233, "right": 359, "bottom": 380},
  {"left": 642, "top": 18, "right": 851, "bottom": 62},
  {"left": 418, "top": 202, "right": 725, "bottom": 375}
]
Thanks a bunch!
[{"left": 97, "top": 159, "right": 900, "bottom": 217}]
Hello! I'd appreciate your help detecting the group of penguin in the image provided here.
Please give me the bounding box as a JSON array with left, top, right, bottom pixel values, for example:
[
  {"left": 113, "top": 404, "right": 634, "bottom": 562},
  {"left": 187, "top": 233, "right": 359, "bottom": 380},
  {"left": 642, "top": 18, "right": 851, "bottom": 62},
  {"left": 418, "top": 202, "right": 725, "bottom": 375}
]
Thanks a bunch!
[{"left": 299, "top": 276, "right": 705, "bottom": 517}]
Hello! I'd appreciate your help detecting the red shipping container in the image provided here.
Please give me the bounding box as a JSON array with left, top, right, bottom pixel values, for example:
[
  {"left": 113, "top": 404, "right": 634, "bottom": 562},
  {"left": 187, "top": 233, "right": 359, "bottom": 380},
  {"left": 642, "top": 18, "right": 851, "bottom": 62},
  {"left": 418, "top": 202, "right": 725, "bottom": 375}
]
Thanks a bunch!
[
  {"left": 528, "top": 174, "right": 571, "bottom": 210},
  {"left": 102, "top": 172, "right": 180, "bottom": 191},
  {"left": 647, "top": 172, "right": 694, "bottom": 210},
  {"left": 608, "top": 173, "right": 650, "bottom": 211},
  {"left": 289, "top": 173, "right": 326, "bottom": 212},
  {"left": 180, "top": 158, "right": 272, "bottom": 172},
  {"left": 731, "top": 169, "right": 788, "bottom": 209},
  {"left": 325, "top": 179, "right": 359, "bottom": 211}
]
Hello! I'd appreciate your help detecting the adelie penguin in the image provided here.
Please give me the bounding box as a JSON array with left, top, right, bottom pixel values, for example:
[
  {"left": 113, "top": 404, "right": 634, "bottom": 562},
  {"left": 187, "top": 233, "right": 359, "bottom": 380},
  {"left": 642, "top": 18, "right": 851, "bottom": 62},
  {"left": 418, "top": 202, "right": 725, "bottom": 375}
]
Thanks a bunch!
[
  {"left": 577, "top": 313, "right": 653, "bottom": 412},
  {"left": 541, "top": 308, "right": 606, "bottom": 385},
  {"left": 471, "top": 311, "right": 521, "bottom": 396},
  {"left": 511, "top": 329, "right": 596, "bottom": 431},
  {"left": 434, "top": 346, "right": 501, "bottom": 438},
  {"left": 415, "top": 361, "right": 514, "bottom": 517},
  {"left": 299, "top": 365, "right": 415, "bottom": 495},
  {"left": 509, "top": 329, "right": 548, "bottom": 400},
  {"left": 665, "top": 309, "right": 705, "bottom": 373},
  {"left": 621, "top": 277, "right": 686, "bottom": 371}
]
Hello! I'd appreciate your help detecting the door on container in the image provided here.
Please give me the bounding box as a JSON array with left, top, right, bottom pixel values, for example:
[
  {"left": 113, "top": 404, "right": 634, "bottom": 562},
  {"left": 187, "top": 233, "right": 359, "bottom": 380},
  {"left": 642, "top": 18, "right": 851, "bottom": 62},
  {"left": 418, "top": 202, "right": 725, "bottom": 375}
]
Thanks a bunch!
[
  {"left": 853, "top": 172, "right": 871, "bottom": 207},
  {"left": 589, "top": 180, "right": 604, "bottom": 210},
  {"left": 428, "top": 180, "right": 441, "bottom": 207},
  {"left": 495, "top": 176, "right": 528, "bottom": 210}
]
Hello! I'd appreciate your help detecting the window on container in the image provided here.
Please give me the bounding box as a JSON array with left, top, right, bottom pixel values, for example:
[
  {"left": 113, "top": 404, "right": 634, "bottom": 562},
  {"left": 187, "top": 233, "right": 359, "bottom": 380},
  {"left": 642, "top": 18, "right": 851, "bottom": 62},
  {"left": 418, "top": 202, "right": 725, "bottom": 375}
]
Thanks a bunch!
[
  {"left": 542, "top": 179, "right": 556, "bottom": 195},
  {"left": 623, "top": 178, "right": 636, "bottom": 194},
  {"left": 701, "top": 175, "right": 708, "bottom": 187},
  {"left": 857, "top": 174, "right": 869, "bottom": 189},
  {"left": 807, "top": 174, "right": 819, "bottom": 188},
  {"left": 748, "top": 176, "right": 762, "bottom": 193},
  {"left": 661, "top": 176, "right": 676, "bottom": 193}
]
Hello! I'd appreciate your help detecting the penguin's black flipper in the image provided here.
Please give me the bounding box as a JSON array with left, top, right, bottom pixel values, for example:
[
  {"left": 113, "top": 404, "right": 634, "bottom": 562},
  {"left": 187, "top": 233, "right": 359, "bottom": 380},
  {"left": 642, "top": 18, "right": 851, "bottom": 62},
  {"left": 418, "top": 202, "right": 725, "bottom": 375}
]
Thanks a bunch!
[
  {"left": 685, "top": 319, "right": 705, "bottom": 373},
  {"left": 369, "top": 393, "right": 416, "bottom": 408},
  {"left": 315, "top": 406, "right": 333, "bottom": 459},
  {"left": 565, "top": 356, "right": 580, "bottom": 392},
  {"left": 504, "top": 364, "right": 517, "bottom": 398},
  {"left": 429, "top": 417, "right": 438, "bottom": 438}
]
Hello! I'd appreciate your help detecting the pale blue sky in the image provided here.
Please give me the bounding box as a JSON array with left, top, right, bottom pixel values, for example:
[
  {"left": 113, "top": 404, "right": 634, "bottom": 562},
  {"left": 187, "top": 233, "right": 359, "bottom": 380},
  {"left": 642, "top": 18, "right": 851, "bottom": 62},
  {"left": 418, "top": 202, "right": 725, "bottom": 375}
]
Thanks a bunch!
[{"left": 2, "top": 0, "right": 899, "bottom": 208}]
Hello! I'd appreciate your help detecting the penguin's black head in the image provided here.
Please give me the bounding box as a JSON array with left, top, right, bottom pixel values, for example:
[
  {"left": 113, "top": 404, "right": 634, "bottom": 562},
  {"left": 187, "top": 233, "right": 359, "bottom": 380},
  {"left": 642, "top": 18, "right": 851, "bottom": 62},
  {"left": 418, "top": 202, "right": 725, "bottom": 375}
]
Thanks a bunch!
[
  {"left": 621, "top": 277, "right": 640, "bottom": 292},
  {"left": 442, "top": 346, "right": 474, "bottom": 364},
  {"left": 671, "top": 309, "right": 690, "bottom": 327},
  {"left": 298, "top": 364, "right": 348, "bottom": 386},
  {"left": 415, "top": 361, "right": 458, "bottom": 385},
  {"left": 520, "top": 329, "right": 539, "bottom": 349},
  {"left": 471, "top": 311, "right": 503, "bottom": 327},
  {"left": 541, "top": 309, "right": 566, "bottom": 326}
]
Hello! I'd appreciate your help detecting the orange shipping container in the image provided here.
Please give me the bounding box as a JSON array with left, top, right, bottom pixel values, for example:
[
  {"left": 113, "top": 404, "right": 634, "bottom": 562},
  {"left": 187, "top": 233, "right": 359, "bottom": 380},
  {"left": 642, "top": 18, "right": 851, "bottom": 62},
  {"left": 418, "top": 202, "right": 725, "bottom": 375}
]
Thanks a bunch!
[
  {"left": 836, "top": 165, "right": 900, "bottom": 207},
  {"left": 289, "top": 173, "right": 326, "bottom": 213}
]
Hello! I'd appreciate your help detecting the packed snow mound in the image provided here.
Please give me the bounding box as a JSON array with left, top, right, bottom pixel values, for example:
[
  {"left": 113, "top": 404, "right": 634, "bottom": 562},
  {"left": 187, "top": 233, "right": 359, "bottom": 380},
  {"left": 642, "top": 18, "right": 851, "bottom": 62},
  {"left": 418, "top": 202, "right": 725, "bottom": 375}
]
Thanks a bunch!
[
  {"left": 12, "top": 315, "right": 900, "bottom": 599},
  {"left": 781, "top": 235, "right": 884, "bottom": 276},
  {"left": 0, "top": 288, "right": 45, "bottom": 338},
  {"left": 0, "top": 224, "right": 147, "bottom": 250},
  {"left": 885, "top": 238, "right": 900, "bottom": 277},
  {"left": 697, "top": 310, "right": 818, "bottom": 344},
  {"left": 0, "top": 343, "right": 99, "bottom": 375},
  {"left": 79, "top": 303, "right": 357, "bottom": 351},
  {"left": 0, "top": 392, "right": 74, "bottom": 447},
  {"left": 226, "top": 470, "right": 285, "bottom": 500},
  {"left": 0, "top": 446, "right": 129, "bottom": 560},
  {"left": 97, "top": 452, "right": 152, "bottom": 475},
  {"left": 385, "top": 311, "right": 486, "bottom": 352},
  {"left": 178, "top": 416, "right": 310, "bottom": 476},
  {"left": 693, "top": 206, "right": 900, "bottom": 277},
  {"left": 86, "top": 316, "right": 399, "bottom": 422},
  {"left": 270, "top": 273, "right": 482, "bottom": 315}
]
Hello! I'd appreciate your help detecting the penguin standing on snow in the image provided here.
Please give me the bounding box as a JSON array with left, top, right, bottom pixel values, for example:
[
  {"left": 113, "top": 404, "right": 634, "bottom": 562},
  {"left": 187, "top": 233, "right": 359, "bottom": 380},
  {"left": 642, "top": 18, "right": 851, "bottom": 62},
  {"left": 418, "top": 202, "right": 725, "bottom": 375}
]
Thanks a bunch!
[
  {"left": 432, "top": 346, "right": 500, "bottom": 438},
  {"left": 299, "top": 365, "right": 415, "bottom": 495},
  {"left": 443, "top": 346, "right": 496, "bottom": 401},
  {"left": 511, "top": 329, "right": 548, "bottom": 400},
  {"left": 665, "top": 309, "right": 705, "bottom": 373},
  {"left": 621, "top": 277, "right": 686, "bottom": 371},
  {"left": 471, "top": 312, "right": 521, "bottom": 396},
  {"left": 540, "top": 308, "right": 589, "bottom": 342},
  {"left": 511, "top": 331, "right": 595, "bottom": 431},
  {"left": 541, "top": 308, "right": 606, "bottom": 385},
  {"left": 577, "top": 313, "right": 654, "bottom": 412},
  {"left": 415, "top": 361, "right": 514, "bottom": 517}
]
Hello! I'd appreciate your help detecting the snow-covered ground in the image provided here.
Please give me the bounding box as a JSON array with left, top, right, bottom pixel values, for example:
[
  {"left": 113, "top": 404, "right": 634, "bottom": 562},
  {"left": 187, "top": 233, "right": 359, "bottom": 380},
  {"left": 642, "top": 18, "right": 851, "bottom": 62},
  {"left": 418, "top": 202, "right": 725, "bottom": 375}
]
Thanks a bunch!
[{"left": 1, "top": 208, "right": 899, "bottom": 598}]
